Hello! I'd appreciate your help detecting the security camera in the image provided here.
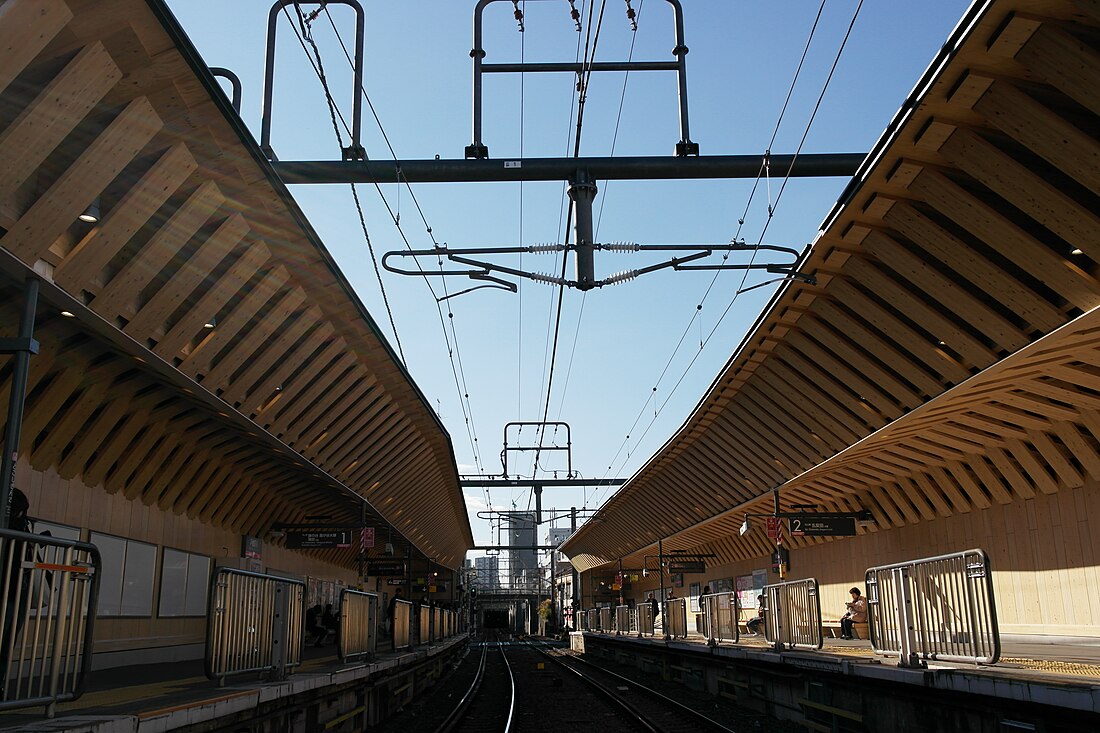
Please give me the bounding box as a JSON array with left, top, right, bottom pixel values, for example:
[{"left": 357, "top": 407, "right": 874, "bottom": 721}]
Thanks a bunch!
[
  {"left": 383, "top": 542, "right": 394, "bottom": 556},
  {"left": 739, "top": 517, "right": 752, "bottom": 536}
]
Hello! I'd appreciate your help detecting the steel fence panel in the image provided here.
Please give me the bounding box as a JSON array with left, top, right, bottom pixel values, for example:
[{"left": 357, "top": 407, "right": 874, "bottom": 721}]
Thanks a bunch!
[
  {"left": 598, "top": 606, "right": 611, "bottom": 631},
  {"left": 204, "top": 568, "right": 304, "bottom": 684},
  {"left": 393, "top": 599, "right": 412, "bottom": 649},
  {"left": 664, "top": 598, "right": 688, "bottom": 639},
  {"left": 614, "top": 605, "right": 631, "bottom": 634},
  {"left": 764, "top": 578, "right": 822, "bottom": 651},
  {"left": 0, "top": 529, "right": 100, "bottom": 717},
  {"left": 700, "top": 592, "right": 739, "bottom": 644},
  {"left": 866, "top": 549, "right": 999, "bottom": 666},
  {"left": 338, "top": 589, "right": 378, "bottom": 663},
  {"left": 636, "top": 602, "right": 654, "bottom": 636}
]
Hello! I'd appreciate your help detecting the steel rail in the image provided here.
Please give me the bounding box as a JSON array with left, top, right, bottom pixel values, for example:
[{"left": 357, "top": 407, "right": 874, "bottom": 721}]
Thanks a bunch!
[
  {"left": 527, "top": 640, "right": 738, "bottom": 733},
  {"left": 434, "top": 642, "right": 487, "bottom": 733}
]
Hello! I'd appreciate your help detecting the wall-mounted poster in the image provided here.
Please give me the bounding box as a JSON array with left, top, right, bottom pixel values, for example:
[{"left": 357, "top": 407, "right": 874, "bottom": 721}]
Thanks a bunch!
[
  {"left": 671, "top": 573, "right": 684, "bottom": 588},
  {"left": 689, "top": 582, "right": 702, "bottom": 611},
  {"left": 735, "top": 574, "right": 755, "bottom": 615}
]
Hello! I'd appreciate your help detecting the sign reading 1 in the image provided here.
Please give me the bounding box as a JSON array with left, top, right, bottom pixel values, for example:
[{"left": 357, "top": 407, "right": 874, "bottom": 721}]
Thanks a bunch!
[{"left": 789, "top": 516, "right": 857, "bottom": 537}]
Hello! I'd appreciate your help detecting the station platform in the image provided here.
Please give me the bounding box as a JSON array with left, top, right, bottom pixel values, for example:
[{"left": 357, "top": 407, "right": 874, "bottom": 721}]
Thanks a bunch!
[
  {"left": 0, "top": 636, "right": 468, "bottom": 733},
  {"left": 575, "top": 630, "right": 1100, "bottom": 729}
]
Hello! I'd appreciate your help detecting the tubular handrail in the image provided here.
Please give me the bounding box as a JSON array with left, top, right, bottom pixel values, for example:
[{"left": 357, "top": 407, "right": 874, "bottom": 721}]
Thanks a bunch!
[
  {"left": 338, "top": 589, "right": 378, "bottom": 663},
  {"left": 664, "top": 598, "right": 688, "bottom": 639},
  {"left": 0, "top": 529, "right": 100, "bottom": 718},
  {"left": 866, "top": 549, "right": 999, "bottom": 666},
  {"left": 204, "top": 568, "right": 304, "bottom": 684},
  {"left": 393, "top": 599, "right": 412, "bottom": 650},
  {"left": 764, "top": 578, "right": 823, "bottom": 651},
  {"left": 699, "top": 592, "right": 739, "bottom": 644}
]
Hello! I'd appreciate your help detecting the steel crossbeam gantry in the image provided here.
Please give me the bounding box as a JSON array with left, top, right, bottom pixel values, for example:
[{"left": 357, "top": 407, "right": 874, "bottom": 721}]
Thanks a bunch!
[{"left": 270, "top": 153, "right": 865, "bottom": 185}]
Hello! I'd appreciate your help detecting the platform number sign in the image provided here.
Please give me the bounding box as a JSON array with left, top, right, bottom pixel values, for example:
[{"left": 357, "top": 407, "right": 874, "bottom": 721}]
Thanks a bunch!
[{"left": 789, "top": 516, "right": 857, "bottom": 537}]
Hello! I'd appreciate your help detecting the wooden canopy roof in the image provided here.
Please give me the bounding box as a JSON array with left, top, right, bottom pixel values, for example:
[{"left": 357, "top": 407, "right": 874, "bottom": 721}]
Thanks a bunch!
[
  {"left": 561, "top": 0, "right": 1100, "bottom": 572},
  {"left": 0, "top": 0, "right": 473, "bottom": 568}
]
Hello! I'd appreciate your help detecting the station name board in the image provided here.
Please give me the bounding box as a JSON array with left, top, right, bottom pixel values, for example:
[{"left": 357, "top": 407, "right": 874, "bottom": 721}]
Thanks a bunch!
[{"left": 285, "top": 530, "right": 352, "bottom": 549}]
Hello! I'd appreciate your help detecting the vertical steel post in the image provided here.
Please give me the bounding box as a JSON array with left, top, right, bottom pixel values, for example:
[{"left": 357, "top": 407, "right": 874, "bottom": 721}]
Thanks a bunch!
[
  {"left": 468, "top": 0, "right": 491, "bottom": 158},
  {"left": 664, "top": 0, "right": 697, "bottom": 155},
  {"left": 568, "top": 174, "right": 598, "bottom": 291},
  {"left": 1, "top": 279, "right": 39, "bottom": 528},
  {"left": 270, "top": 582, "right": 289, "bottom": 681},
  {"left": 570, "top": 507, "right": 579, "bottom": 618}
]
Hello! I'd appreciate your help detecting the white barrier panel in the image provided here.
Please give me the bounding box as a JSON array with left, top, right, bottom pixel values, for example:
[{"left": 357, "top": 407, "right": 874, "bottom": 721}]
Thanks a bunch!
[
  {"left": 866, "top": 549, "right": 999, "bottom": 666},
  {"left": 764, "top": 578, "right": 822, "bottom": 651},
  {"left": 338, "top": 589, "right": 378, "bottom": 662},
  {"left": 0, "top": 529, "right": 100, "bottom": 717},
  {"left": 205, "top": 568, "right": 304, "bottom": 684},
  {"left": 598, "top": 606, "right": 611, "bottom": 632}
]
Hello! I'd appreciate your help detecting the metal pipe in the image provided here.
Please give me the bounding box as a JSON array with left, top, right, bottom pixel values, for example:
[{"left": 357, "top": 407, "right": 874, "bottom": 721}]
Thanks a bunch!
[
  {"left": 568, "top": 175, "right": 597, "bottom": 290},
  {"left": 483, "top": 60, "right": 679, "bottom": 73},
  {"left": 209, "top": 67, "right": 242, "bottom": 113},
  {"left": 469, "top": 0, "right": 494, "bottom": 158},
  {"left": 273, "top": 152, "right": 864, "bottom": 184},
  {"left": 1, "top": 278, "right": 39, "bottom": 528}
]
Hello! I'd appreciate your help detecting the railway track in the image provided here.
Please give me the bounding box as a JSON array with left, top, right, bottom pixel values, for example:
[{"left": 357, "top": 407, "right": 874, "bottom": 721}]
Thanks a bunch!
[{"left": 434, "top": 633, "right": 740, "bottom": 733}]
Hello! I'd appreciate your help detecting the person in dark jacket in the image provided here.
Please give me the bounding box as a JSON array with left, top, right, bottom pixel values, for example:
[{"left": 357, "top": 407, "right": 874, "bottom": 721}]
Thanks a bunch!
[{"left": 305, "top": 604, "right": 327, "bottom": 646}]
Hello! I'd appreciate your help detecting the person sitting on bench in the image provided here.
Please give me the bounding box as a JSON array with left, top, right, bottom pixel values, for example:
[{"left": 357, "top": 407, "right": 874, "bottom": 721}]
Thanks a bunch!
[
  {"left": 746, "top": 594, "right": 765, "bottom": 636},
  {"left": 840, "top": 587, "right": 867, "bottom": 639}
]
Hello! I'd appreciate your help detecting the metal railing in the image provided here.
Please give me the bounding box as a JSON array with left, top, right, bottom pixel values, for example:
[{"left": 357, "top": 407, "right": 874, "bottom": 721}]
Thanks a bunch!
[
  {"left": 598, "top": 606, "right": 611, "bottom": 632},
  {"left": 866, "top": 549, "right": 999, "bottom": 666},
  {"left": 664, "top": 598, "right": 688, "bottom": 639},
  {"left": 699, "top": 592, "right": 739, "bottom": 644},
  {"left": 205, "top": 568, "right": 304, "bottom": 684},
  {"left": 614, "top": 604, "right": 631, "bottom": 634},
  {"left": 0, "top": 529, "right": 100, "bottom": 717},
  {"left": 393, "top": 599, "right": 412, "bottom": 650},
  {"left": 764, "top": 578, "right": 822, "bottom": 651},
  {"left": 337, "top": 589, "right": 378, "bottom": 663},
  {"left": 637, "top": 602, "right": 655, "bottom": 636}
]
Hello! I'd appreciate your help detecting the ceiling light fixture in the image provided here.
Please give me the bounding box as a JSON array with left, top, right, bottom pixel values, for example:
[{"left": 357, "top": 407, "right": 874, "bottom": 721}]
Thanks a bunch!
[
  {"left": 78, "top": 197, "right": 101, "bottom": 224},
  {"left": 60, "top": 310, "right": 75, "bottom": 318},
  {"left": 1070, "top": 248, "right": 1084, "bottom": 256},
  {"left": 203, "top": 318, "right": 216, "bottom": 329}
]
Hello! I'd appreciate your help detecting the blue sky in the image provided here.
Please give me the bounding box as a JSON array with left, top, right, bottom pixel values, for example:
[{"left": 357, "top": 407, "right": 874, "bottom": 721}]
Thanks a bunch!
[{"left": 165, "top": 0, "right": 970, "bottom": 553}]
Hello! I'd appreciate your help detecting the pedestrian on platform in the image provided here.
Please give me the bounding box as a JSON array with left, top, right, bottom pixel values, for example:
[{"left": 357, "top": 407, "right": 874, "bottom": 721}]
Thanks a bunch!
[
  {"left": 840, "top": 587, "right": 867, "bottom": 639},
  {"left": 747, "top": 595, "right": 765, "bottom": 636}
]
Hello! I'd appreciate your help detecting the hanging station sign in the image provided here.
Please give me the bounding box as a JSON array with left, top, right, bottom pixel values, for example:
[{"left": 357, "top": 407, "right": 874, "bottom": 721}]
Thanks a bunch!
[{"left": 285, "top": 530, "right": 352, "bottom": 549}]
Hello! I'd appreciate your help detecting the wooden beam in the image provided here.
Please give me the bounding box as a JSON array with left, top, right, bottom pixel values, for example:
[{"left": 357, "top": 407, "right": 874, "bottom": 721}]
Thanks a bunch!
[
  {"left": 938, "top": 127, "right": 1100, "bottom": 261},
  {"left": 92, "top": 179, "right": 225, "bottom": 320},
  {"left": 973, "top": 77, "right": 1100, "bottom": 197},
  {"left": 1015, "top": 23, "right": 1100, "bottom": 118},
  {"left": 53, "top": 143, "right": 198, "bottom": 291},
  {"left": 0, "top": 41, "right": 121, "bottom": 202},
  {"left": 0, "top": 0, "right": 73, "bottom": 96},
  {"left": 0, "top": 97, "right": 163, "bottom": 262},
  {"left": 122, "top": 212, "right": 249, "bottom": 338}
]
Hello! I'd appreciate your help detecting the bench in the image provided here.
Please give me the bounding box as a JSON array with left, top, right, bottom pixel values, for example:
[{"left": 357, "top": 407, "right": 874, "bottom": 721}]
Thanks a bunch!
[{"left": 822, "top": 620, "right": 870, "bottom": 640}]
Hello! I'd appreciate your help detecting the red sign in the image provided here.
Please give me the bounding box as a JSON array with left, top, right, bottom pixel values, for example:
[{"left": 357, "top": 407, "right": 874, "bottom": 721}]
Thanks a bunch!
[
  {"left": 766, "top": 516, "right": 780, "bottom": 539},
  {"left": 361, "top": 527, "right": 375, "bottom": 550}
]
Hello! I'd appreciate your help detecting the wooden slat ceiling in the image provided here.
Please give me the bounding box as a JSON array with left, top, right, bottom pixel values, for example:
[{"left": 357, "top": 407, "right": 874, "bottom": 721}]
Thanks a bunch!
[
  {"left": 561, "top": 0, "right": 1100, "bottom": 573},
  {"left": 0, "top": 0, "right": 473, "bottom": 568}
]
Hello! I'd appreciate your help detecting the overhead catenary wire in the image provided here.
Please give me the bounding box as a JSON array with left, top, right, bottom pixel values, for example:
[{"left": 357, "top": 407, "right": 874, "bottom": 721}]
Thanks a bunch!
[
  {"left": 285, "top": 4, "right": 489, "bottom": 482},
  {"left": 592, "top": 0, "right": 863, "bottom": 507}
]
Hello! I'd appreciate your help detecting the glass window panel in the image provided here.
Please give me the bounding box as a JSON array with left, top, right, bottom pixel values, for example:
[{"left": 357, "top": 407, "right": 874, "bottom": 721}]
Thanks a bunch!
[
  {"left": 33, "top": 520, "right": 80, "bottom": 542},
  {"left": 184, "top": 554, "right": 211, "bottom": 616},
  {"left": 120, "top": 540, "right": 155, "bottom": 616},
  {"left": 91, "top": 533, "right": 125, "bottom": 616},
  {"left": 159, "top": 548, "right": 188, "bottom": 617}
]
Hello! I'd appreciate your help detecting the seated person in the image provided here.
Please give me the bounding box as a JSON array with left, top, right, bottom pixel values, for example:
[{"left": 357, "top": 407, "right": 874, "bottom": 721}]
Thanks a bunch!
[
  {"left": 746, "top": 594, "right": 765, "bottom": 636},
  {"left": 322, "top": 603, "right": 339, "bottom": 640},
  {"left": 305, "top": 604, "right": 327, "bottom": 647},
  {"left": 840, "top": 587, "right": 868, "bottom": 639}
]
